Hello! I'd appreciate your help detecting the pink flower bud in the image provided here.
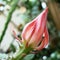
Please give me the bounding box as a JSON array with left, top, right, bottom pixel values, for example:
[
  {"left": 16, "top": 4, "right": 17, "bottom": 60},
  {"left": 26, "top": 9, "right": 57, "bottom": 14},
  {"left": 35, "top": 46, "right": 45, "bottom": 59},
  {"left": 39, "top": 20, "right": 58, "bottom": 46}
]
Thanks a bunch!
[{"left": 22, "top": 7, "right": 49, "bottom": 50}]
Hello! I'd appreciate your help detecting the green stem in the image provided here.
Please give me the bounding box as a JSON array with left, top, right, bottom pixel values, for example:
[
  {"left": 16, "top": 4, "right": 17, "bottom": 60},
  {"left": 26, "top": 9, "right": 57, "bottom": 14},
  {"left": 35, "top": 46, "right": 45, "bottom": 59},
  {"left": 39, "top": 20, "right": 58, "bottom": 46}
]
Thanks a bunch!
[
  {"left": 0, "top": 0, "right": 19, "bottom": 42},
  {"left": 11, "top": 46, "right": 33, "bottom": 60},
  {"left": 12, "top": 48, "right": 25, "bottom": 60}
]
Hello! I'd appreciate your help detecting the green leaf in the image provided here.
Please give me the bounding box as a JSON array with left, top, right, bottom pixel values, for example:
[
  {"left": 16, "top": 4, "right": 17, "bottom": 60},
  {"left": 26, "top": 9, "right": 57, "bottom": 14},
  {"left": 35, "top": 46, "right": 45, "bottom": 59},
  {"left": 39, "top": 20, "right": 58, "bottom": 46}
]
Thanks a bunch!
[{"left": 23, "top": 54, "right": 35, "bottom": 60}]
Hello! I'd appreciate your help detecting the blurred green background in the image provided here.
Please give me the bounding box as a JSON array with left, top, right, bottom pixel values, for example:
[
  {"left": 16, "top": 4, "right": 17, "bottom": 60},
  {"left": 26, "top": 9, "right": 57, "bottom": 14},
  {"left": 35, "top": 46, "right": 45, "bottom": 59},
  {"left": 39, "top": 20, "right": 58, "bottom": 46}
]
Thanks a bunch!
[{"left": 0, "top": 0, "right": 60, "bottom": 60}]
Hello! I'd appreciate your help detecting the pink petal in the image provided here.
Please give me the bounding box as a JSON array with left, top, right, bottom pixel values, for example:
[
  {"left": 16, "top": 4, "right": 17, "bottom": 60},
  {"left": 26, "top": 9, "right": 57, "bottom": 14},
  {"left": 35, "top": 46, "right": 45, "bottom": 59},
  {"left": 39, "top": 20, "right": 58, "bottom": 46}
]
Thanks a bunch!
[
  {"left": 35, "top": 27, "right": 49, "bottom": 50},
  {"left": 13, "top": 30, "right": 22, "bottom": 43},
  {"left": 29, "top": 8, "right": 48, "bottom": 46},
  {"left": 22, "top": 19, "right": 36, "bottom": 42},
  {"left": 43, "top": 27, "right": 49, "bottom": 47}
]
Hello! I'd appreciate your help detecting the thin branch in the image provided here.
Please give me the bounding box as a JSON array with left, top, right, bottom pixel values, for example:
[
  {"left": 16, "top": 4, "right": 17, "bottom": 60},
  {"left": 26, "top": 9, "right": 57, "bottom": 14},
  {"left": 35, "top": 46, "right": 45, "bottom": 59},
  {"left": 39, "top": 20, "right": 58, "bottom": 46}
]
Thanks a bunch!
[{"left": 0, "top": 0, "right": 19, "bottom": 42}]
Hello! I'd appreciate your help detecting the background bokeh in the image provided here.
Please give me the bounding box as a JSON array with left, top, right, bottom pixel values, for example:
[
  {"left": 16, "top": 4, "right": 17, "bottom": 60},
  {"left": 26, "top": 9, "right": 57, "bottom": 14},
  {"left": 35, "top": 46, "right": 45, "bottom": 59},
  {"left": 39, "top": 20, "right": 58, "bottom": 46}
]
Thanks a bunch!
[{"left": 0, "top": 0, "right": 60, "bottom": 60}]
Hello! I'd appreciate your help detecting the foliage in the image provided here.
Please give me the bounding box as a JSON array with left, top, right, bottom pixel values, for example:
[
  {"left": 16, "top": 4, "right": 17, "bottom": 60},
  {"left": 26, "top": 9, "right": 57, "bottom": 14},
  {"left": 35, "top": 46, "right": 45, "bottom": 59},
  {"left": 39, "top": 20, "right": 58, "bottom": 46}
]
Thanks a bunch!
[{"left": 0, "top": 0, "right": 60, "bottom": 60}]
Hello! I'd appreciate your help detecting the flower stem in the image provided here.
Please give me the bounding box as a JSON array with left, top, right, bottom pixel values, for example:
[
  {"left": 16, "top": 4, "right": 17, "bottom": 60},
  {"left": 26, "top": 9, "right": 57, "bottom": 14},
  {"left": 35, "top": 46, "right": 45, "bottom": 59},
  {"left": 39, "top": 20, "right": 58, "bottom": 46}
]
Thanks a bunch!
[
  {"left": 11, "top": 46, "right": 33, "bottom": 60},
  {"left": 0, "top": 0, "right": 19, "bottom": 42},
  {"left": 12, "top": 48, "right": 25, "bottom": 60}
]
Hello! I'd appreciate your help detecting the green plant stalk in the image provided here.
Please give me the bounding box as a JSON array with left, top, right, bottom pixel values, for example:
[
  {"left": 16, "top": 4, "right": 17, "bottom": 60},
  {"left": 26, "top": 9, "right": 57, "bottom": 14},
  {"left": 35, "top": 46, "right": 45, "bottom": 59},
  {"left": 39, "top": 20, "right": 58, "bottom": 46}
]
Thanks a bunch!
[
  {"left": 11, "top": 46, "right": 33, "bottom": 60},
  {"left": 12, "top": 48, "right": 25, "bottom": 60},
  {"left": 0, "top": 0, "right": 19, "bottom": 42}
]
